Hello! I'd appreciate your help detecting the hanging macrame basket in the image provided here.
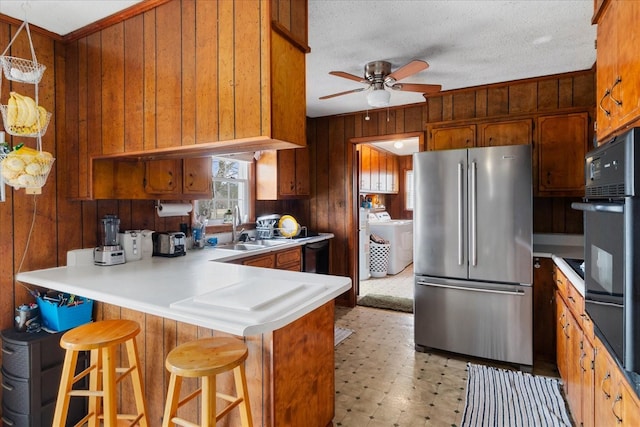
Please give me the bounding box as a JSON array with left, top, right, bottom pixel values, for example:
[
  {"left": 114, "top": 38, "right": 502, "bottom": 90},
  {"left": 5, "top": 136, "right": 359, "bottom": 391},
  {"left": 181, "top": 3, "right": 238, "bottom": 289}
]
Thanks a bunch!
[{"left": 0, "top": 16, "right": 54, "bottom": 194}]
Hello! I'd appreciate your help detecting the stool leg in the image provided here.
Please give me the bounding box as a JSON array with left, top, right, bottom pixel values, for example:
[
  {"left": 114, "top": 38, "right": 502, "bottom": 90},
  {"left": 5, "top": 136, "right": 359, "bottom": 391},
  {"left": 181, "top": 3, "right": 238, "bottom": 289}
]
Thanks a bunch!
[
  {"left": 201, "top": 375, "right": 217, "bottom": 427},
  {"left": 162, "top": 373, "right": 182, "bottom": 427},
  {"left": 234, "top": 364, "right": 253, "bottom": 427},
  {"left": 126, "top": 337, "right": 149, "bottom": 426},
  {"left": 102, "top": 345, "right": 118, "bottom": 427},
  {"left": 88, "top": 348, "right": 102, "bottom": 427},
  {"left": 52, "top": 349, "right": 79, "bottom": 427}
]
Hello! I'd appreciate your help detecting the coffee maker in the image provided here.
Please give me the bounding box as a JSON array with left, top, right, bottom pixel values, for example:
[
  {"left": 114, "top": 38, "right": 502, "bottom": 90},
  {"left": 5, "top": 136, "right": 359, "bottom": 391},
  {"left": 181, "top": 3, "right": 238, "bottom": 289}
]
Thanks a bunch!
[{"left": 94, "top": 214, "right": 126, "bottom": 266}]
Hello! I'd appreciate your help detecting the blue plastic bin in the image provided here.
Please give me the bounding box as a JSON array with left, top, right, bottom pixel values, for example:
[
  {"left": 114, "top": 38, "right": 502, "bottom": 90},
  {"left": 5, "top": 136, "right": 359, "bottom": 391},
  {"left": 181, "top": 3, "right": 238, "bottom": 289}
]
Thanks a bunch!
[{"left": 36, "top": 296, "right": 93, "bottom": 332}]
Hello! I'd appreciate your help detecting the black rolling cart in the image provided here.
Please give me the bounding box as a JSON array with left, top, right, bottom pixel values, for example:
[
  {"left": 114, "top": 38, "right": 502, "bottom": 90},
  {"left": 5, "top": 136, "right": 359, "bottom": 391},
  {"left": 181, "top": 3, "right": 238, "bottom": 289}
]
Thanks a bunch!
[{"left": 1, "top": 328, "right": 86, "bottom": 426}]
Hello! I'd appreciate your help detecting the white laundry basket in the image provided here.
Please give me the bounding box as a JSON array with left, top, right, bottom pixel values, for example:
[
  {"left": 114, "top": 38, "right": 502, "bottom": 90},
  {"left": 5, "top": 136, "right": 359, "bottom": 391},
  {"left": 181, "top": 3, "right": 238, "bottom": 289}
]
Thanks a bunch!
[{"left": 369, "top": 242, "right": 391, "bottom": 278}]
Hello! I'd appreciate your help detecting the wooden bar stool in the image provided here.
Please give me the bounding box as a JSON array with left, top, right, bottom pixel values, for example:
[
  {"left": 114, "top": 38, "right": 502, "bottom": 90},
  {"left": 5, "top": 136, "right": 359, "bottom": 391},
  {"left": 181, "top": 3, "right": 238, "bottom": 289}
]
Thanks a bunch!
[
  {"left": 53, "top": 319, "right": 149, "bottom": 427},
  {"left": 162, "top": 337, "right": 252, "bottom": 427}
]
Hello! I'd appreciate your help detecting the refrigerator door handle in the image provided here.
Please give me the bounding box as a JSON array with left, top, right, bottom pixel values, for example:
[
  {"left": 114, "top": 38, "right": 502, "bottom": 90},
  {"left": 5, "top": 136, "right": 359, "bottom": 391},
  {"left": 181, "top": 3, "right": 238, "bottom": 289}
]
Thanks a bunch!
[
  {"left": 416, "top": 280, "right": 526, "bottom": 296},
  {"left": 457, "top": 162, "right": 464, "bottom": 265},
  {"left": 470, "top": 161, "right": 477, "bottom": 266}
]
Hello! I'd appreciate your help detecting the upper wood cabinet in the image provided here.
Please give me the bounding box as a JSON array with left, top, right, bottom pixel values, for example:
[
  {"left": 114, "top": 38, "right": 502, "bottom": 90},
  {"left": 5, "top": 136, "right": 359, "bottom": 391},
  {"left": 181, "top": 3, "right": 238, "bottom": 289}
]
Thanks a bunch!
[
  {"left": 66, "top": 0, "right": 308, "bottom": 200},
  {"left": 478, "top": 119, "right": 533, "bottom": 147},
  {"left": 93, "top": 157, "right": 212, "bottom": 200},
  {"left": 256, "top": 148, "right": 310, "bottom": 200},
  {"left": 429, "top": 125, "right": 476, "bottom": 150},
  {"left": 537, "top": 113, "right": 589, "bottom": 196},
  {"left": 358, "top": 146, "right": 399, "bottom": 194},
  {"left": 595, "top": 0, "right": 640, "bottom": 141}
]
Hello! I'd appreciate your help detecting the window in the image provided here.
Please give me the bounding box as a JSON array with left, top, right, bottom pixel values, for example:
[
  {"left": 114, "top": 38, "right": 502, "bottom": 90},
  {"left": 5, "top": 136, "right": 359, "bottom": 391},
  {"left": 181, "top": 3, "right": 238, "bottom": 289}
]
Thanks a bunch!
[
  {"left": 405, "top": 170, "right": 414, "bottom": 211},
  {"left": 196, "top": 156, "right": 250, "bottom": 224}
]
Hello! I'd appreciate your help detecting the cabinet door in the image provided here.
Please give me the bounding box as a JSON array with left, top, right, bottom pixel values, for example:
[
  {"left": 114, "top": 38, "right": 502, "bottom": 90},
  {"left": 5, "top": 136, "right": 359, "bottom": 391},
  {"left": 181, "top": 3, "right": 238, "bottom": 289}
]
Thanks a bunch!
[
  {"left": 581, "top": 336, "right": 595, "bottom": 427},
  {"left": 183, "top": 157, "right": 212, "bottom": 195},
  {"left": 537, "top": 113, "right": 588, "bottom": 195},
  {"left": 620, "top": 380, "right": 640, "bottom": 427},
  {"left": 594, "top": 337, "right": 618, "bottom": 426},
  {"left": 275, "top": 247, "right": 301, "bottom": 271},
  {"left": 242, "top": 254, "right": 276, "bottom": 268},
  {"left": 385, "top": 154, "right": 398, "bottom": 193},
  {"left": 370, "top": 147, "right": 381, "bottom": 191},
  {"left": 277, "top": 149, "right": 297, "bottom": 196},
  {"left": 614, "top": 0, "right": 640, "bottom": 130},
  {"left": 479, "top": 119, "right": 532, "bottom": 147},
  {"left": 430, "top": 125, "right": 476, "bottom": 150},
  {"left": 295, "top": 148, "right": 310, "bottom": 195},
  {"left": 145, "top": 159, "right": 180, "bottom": 194},
  {"left": 595, "top": 1, "right": 616, "bottom": 139},
  {"left": 556, "top": 292, "right": 568, "bottom": 380},
  {"left": 359, "top": 145, "right": 372, "bottom": 191},
  {"left": 566, "top": 310, "right": 583, "bottom": 425}
]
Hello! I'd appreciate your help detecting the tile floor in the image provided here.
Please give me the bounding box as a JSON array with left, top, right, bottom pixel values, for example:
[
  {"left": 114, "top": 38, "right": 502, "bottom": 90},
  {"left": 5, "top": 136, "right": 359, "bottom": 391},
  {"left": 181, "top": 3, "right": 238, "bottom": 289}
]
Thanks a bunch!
[{"left": 333, "top": 304, "right": 563, "bottom": 427}]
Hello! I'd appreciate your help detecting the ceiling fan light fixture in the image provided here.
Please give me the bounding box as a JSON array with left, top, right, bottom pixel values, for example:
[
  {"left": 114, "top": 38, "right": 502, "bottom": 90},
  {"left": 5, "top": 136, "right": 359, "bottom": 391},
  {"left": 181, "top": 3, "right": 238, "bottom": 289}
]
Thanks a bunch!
[{"left": 367, "top": 89, "right": 390, "bottom": 107}]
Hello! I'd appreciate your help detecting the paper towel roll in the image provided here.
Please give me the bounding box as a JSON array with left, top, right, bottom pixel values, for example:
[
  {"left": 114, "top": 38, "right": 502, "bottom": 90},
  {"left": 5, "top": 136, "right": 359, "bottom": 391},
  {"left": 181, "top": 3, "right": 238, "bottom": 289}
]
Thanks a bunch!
[{"left": 156, "top": 203, "right": 193, "bottom": 217}]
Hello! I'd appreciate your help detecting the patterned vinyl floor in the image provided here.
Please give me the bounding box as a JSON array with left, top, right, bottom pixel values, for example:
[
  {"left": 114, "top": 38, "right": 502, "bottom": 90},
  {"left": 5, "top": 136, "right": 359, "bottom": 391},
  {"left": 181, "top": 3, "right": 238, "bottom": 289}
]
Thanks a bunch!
[{"left": 339, "top": 264, "right": 562, "bottom": 426}]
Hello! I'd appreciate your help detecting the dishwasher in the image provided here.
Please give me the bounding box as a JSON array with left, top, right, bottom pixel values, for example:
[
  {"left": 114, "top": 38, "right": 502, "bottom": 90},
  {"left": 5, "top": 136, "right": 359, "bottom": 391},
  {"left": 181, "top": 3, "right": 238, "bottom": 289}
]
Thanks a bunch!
[{"left": 303, "top": 240, "right": 329, "bottom": 274}]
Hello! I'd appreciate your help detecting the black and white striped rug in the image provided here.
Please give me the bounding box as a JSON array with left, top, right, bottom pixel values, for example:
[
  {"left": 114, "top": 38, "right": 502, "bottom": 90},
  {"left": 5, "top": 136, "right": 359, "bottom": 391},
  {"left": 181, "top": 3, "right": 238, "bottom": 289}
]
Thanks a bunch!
[{"left": 461, "top": 363, "right": 572, "bottom": 427}]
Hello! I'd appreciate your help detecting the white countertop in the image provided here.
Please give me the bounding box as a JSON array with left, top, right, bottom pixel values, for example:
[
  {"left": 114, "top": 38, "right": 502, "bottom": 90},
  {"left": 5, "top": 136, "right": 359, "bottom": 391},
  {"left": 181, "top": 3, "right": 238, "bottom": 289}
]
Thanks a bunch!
[
  {"left": 533, "top": 233, "right": 585, "bottom": 296},
  {"left": 16, "top": 234, "right": 351, "bottom": 337}
]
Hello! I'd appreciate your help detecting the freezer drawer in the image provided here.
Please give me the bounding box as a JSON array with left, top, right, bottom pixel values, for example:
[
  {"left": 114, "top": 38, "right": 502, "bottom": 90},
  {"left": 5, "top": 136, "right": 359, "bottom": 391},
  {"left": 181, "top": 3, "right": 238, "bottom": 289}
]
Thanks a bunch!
[{"left": 414, "top": 277, "right": 532, "bottom": 366}]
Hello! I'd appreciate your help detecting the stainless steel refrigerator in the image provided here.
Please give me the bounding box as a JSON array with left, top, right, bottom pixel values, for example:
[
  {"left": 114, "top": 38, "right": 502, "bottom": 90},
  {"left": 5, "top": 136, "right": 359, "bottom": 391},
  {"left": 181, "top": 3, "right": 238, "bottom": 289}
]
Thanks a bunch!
[{"left": 413, "top": 144, "right": 532, "bottom": 366}]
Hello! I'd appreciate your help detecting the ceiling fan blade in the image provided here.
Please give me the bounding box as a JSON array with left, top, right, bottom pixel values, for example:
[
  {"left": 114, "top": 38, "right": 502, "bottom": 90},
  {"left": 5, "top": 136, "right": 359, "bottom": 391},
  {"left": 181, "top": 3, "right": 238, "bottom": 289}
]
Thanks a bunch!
[
  {"left": 390, "top": 83, "right": 442, "bottom": 94},
  {"left": 319, "top": 87, "right": 367, "bottom": 100},
  {"left": 329, "top": 71, "right": 367, "bottom": 83},
  {"left": 386, "top": 60, "right": 429, "bottom": 82}
]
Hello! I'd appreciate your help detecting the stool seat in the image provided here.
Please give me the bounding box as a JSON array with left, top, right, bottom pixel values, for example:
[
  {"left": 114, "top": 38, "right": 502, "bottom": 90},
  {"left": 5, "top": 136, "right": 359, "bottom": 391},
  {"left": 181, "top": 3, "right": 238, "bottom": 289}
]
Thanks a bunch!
[
  {"left": 163, "top": 337, "right": 252, "bottom": 427},
  {"left": 165, "top": 336, "right": 248, "bottom": 377},
  {"left": 53, "top": 319, "right": 148, "bottom": 427},
  {"left": 61, "top": 319, "right": 140, "bottom": 350}
]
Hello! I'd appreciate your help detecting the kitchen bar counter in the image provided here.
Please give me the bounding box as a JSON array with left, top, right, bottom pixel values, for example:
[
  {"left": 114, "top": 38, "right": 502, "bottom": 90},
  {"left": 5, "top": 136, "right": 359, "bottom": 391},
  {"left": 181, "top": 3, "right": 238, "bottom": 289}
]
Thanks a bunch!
[
  {"left": 16, "top": 234, "right": 349, "bottom": 426},
  {"left": 16, "top": 235, "right": 349, "bottom": 337}
]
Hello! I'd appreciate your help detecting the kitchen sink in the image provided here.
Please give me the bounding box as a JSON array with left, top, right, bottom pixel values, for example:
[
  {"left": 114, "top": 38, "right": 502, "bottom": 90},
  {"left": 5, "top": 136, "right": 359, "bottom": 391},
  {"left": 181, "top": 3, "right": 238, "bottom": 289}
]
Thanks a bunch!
[
  {"left": 251, "top": 239, "right": 290, "bottom": 247},
  {"left": 216, "top": 243, "right": 267, "bottom": 251}
]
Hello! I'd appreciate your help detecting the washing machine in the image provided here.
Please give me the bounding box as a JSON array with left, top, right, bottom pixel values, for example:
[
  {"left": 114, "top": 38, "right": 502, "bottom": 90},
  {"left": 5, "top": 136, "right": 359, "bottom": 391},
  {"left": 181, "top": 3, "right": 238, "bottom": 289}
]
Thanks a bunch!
[{"left": 368, "top": 212, "right": 413, "bottom": 275}]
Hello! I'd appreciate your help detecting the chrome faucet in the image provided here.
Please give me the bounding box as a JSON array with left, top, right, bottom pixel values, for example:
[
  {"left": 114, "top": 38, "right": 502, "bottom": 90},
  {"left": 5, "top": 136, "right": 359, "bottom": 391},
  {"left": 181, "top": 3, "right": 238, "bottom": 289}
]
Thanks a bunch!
[{"left": 231, "top": 204, "right": 244, "bottom": 242}]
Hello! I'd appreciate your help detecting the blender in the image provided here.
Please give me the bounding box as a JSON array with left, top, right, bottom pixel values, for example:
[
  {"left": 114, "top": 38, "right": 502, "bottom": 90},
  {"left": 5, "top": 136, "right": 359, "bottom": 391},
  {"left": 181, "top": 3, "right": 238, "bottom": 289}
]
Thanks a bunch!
[{"left": 94, "top": 214, "right": 126, "bottom": 265}]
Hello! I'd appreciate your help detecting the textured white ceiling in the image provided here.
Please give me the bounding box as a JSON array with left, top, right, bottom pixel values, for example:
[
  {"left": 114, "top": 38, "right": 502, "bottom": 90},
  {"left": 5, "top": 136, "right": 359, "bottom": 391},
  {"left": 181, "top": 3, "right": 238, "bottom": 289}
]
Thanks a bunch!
[
  {"left": 307, "top": 0, "right": 597, "bottom": 118},
  {"left": 0, "top": 0, "right": 597, "bottom": 121},
  {"left": 0, "top": 0, "right": 142, "bottom": 36}
]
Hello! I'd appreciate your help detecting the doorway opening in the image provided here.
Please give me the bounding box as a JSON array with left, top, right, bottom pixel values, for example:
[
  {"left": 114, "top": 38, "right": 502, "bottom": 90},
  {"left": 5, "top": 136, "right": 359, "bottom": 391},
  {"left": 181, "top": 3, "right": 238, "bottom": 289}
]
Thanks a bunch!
[{"left": 352, "top": 132, "right": 423, "bottom": 307}]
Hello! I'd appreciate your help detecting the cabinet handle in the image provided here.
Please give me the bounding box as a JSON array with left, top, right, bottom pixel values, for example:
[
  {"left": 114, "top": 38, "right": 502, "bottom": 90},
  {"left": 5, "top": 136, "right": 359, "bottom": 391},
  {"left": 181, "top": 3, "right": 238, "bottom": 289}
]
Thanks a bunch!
[
  {"left": 1, "top": 382, "right": 13, "bottom": 391},
  {"left": 599, "top": 88, "right": 612, "bottom": 117},
  {"left": 610, "top": 76, "right": 623, "bottom": 107},
  {"left": 601, "top": 372, "right": 612, "bottom": 399},
  {"left": 1, "top": 416, "right": 14, "bottom": 426},
  {"left": 1, "top": 346, "right": 14, "bottom": 355},
  {"left": 612, "top": 393, "right": 623, "bottom": 424},
  {"left": 568, "top": 295, "right": 576, "bottom": 303}
]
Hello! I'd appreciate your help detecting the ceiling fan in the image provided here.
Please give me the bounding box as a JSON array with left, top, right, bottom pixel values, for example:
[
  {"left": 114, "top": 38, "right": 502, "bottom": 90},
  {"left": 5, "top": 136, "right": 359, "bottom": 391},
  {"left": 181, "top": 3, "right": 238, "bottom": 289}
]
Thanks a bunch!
[{"left": 319, "top": 59, "right": 442, "bottom": 108}]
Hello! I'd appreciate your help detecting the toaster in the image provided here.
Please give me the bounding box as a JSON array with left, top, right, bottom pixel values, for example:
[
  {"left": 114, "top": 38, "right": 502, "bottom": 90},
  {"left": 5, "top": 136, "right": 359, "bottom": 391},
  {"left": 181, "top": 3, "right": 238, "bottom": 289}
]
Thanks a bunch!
[{"left": 152, "top": 232, "right": 186, "bottom": 257}]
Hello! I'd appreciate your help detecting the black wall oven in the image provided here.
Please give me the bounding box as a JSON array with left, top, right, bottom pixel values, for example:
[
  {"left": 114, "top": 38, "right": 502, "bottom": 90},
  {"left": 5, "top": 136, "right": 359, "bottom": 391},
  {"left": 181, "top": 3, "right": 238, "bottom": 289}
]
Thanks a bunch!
[{"left": 573, "top": 128, "right": 640, "bottom": 375}]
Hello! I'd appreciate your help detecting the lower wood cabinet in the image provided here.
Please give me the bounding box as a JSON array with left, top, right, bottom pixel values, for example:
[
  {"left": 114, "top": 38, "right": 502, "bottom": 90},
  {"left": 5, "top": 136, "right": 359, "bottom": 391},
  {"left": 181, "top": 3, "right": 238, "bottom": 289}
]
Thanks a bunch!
[
  {"left": 555, "top": 264, "right": 640, "bottom": 426},
  {"left": 232, "top": 246, "right": 302, "bottom": 271}
]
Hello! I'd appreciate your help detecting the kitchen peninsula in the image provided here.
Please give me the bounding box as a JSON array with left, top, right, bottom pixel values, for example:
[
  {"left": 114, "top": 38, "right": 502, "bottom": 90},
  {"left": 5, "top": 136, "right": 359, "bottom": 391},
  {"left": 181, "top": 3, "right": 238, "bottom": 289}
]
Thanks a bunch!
[{"left": 16, "top": 245, "right": 350, "bottom": 426}]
